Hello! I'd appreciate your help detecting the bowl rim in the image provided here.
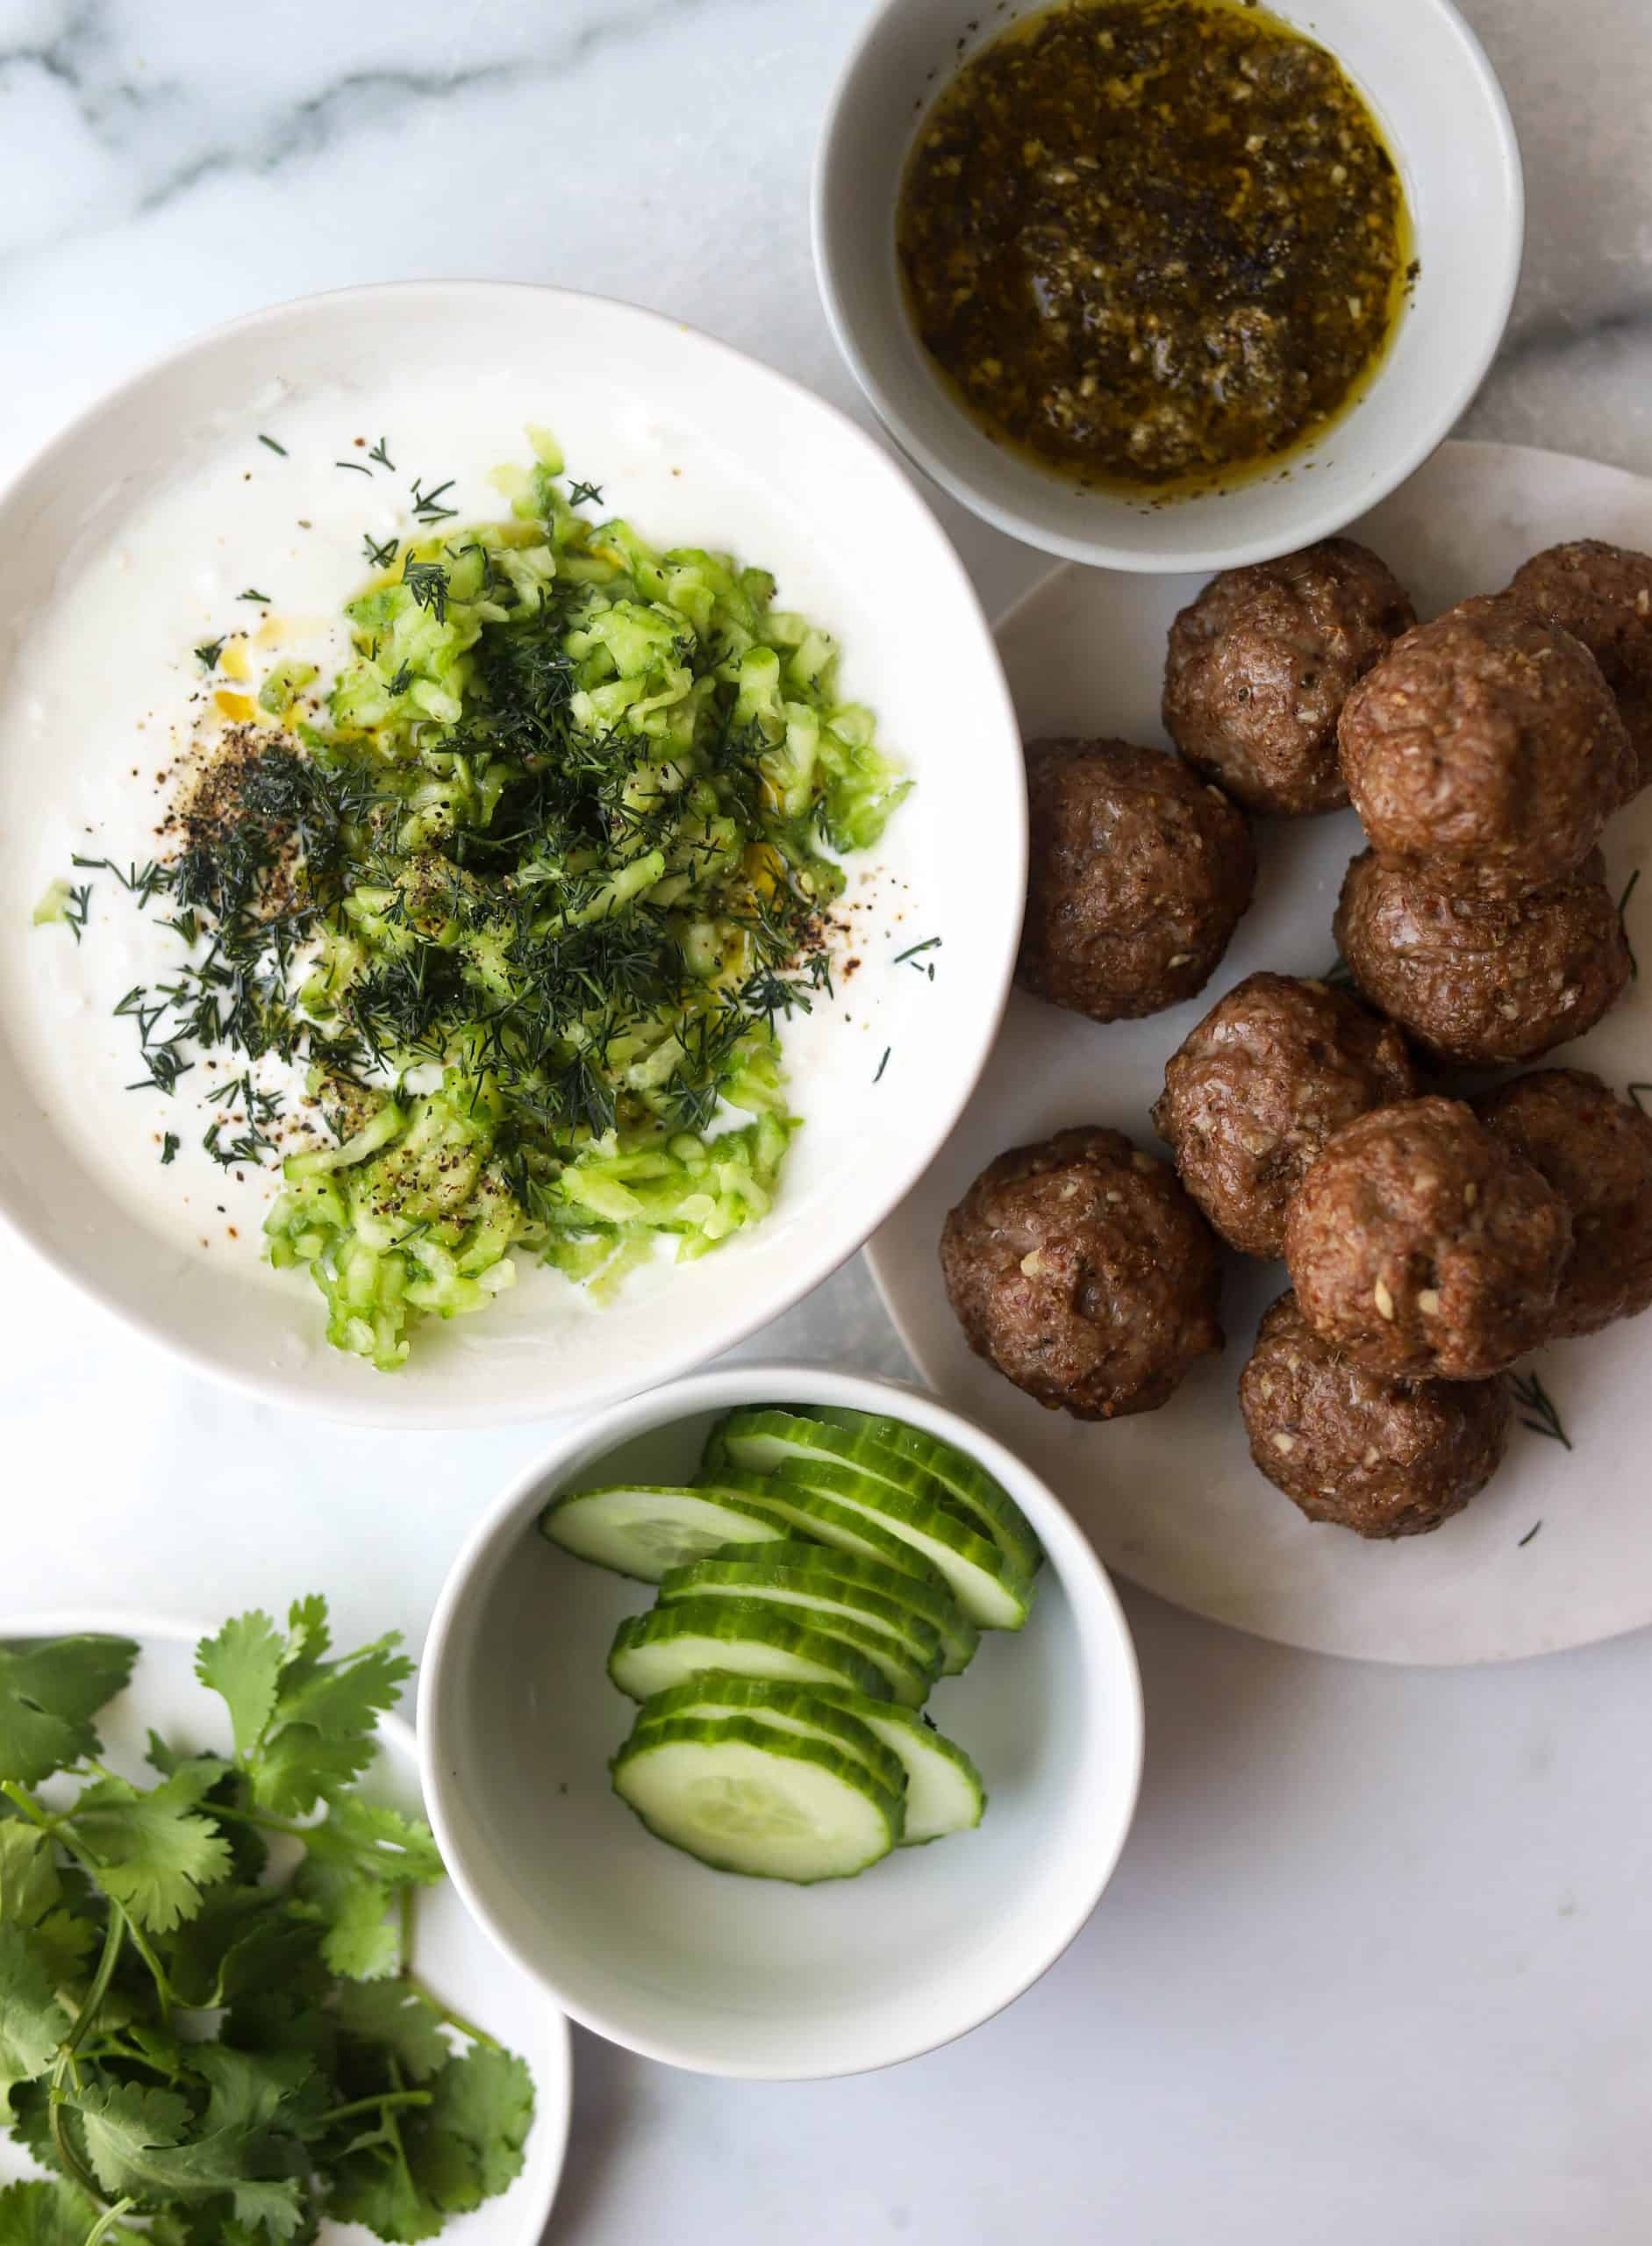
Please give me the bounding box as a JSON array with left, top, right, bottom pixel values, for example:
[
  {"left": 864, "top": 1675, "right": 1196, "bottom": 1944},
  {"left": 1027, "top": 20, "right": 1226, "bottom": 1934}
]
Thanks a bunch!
[
  {"left": 0, "top": 1601, "right": 576, "bottom": 2232},
  {"left": 0, "top": 277, "right": 1027, "bottom": 1429},
  {"left": 811, "top": 0, "right": 1526, "bottom": 573},
  {"left": 416, "top": 1359, "right": 1147, "bottom": 2080}
]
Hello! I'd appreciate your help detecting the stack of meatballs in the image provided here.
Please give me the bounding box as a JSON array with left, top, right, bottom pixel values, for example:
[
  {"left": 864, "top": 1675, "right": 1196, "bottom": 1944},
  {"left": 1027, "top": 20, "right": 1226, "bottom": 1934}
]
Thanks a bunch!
[{"left": 941, "top": 536, "right": 1652, "bottom": 1540}]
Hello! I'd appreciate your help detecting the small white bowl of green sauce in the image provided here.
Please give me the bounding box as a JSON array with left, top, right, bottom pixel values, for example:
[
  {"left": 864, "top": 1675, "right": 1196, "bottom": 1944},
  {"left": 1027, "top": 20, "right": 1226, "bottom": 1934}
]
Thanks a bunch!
[{"left": 814, "top": 0, "right": 1523, "bottom": 572}]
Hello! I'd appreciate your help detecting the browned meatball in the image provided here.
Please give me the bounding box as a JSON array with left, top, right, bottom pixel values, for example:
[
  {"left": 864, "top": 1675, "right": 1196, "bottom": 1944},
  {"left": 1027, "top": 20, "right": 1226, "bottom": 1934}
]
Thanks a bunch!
[
  {"left": 940, "top": 1126, "right": 1223, "bottom": 1420},
  {"left": 1337, "top": 595, "right": 1634, "bottom": 896},
  {"left": 1475, "top": 1069, "right": 1652, "bottom": 1339},
  {"left": 1151, "top": 972, "right": 1417, "bottom": 1258},
  {"left": 1162, "top": 539, "right": 1415, "bottom": 815},
  {"left": 1284, "top": 1097, "right": 1571, "bottom": 1380},
  {"left": 1507, "top": 539, "right": 1652, "bottom": 796},
  {"left": 1334, "top": 847, "right": 1631, "bottom": 1066},
  {"left": 1240, "top": 1291, "right": 1510, "bottom": 1537},
  {"left": 1017, "top": 739, "right": 1255, "bottom": 1021}
]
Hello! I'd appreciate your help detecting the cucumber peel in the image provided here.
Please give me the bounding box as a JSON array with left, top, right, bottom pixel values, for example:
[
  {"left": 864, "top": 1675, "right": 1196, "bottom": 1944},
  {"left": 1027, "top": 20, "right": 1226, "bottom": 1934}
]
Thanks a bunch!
[
  {"left": 810, "top": 1689, "right": 986, "bottom": 1845},
  {"left": 706, "top": 1539, "right": 979, "bottom": 1677},
  {"left": 770, "top": 1459, "right": 1034, "bottom": 1631},
  {"left": 540, "top": 1483, "right": 791, "bottom": 1581},
  {"left": 611, "top": 1714, "right": 901, "bottom": 1880},
  {"left": 805, "top": 1407, "right": 1045, "bottom": 1578},
  {"left": 628, "top": 1674, "right": 908, "bottom": 1799},
  {"left": 607, "top": 1599, "right": 894, "bottom": 1705},
  {"left": 658, "top": 1557, "right": 945, "bottom": 1679}
]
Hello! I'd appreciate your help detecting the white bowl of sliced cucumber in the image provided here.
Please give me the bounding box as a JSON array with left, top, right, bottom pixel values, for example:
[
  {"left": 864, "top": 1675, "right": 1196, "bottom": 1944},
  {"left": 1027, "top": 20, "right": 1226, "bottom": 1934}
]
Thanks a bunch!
[{"left": 419, "top": 1363, "right": 1143, "bottom": 2079}]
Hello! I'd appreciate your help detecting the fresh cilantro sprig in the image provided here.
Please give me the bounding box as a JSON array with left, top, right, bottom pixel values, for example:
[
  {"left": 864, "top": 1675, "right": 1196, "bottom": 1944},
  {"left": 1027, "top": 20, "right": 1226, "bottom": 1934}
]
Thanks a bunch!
[{"left": 0, "top": 1599, "right": 534, "bottom": 2244}]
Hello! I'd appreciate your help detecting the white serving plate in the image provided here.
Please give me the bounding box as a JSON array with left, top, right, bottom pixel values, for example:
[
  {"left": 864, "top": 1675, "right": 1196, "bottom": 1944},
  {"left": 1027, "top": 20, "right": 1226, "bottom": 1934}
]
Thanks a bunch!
[
  {"left": 0, "top": 282, "right": 1025, "bottom": 1427},
  {"left": 869, "top": 440, "right": 1652, "bottom": 1667},
  {"left": 0, "top": 1611, "right": 572, "bottom": 2242}
]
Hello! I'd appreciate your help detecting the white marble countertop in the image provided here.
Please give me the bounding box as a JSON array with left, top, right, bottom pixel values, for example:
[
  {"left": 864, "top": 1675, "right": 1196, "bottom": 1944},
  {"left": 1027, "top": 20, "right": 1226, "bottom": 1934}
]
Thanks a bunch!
[{"left": 2, "top": 1, "right": 1651, "bottom": 2238}]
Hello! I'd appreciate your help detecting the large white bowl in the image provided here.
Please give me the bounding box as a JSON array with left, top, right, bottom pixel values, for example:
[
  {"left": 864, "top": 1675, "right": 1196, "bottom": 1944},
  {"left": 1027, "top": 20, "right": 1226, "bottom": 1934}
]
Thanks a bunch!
[
  {"left": 813, "top": 0, "right": 1524, "bottom": 571},
  {"left": 0, "top": 283, "right": 1025, "bottom": 1427},
  {"left": 418, "top": 1363, "right": 1144, "bottom": 2079}
]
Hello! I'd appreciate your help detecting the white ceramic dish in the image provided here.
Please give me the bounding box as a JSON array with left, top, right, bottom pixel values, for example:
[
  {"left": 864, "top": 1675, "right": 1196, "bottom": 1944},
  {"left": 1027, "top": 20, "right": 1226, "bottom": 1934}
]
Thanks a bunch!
[
  {"left": 418, "top": 1363, "right": 1144, "bottom": 2079},
  {"left": 0, "top": 280, "right": 1025, "bottom": 1428},
  {"left": 813, "top": 0, "right": 1523, "bottom": 573},
  {"left": 868, "top": 439, "right": 1652, "bottom": 1667},
  {"left": 0, "top": 1609, "right": 573, "bottom": 2242}
]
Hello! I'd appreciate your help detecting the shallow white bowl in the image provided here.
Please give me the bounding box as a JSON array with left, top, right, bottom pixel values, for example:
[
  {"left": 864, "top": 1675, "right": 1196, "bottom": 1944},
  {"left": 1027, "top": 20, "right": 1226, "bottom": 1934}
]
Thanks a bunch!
[
  {"left": 813, "top": 0, "right": 1524, "bottom": 571},
  {"left": 0, "top": 282, "right": 1024, "bottom": 1427},
  {"left": 418, "top": 1363, "right": 1144, "bottom": 2078}
]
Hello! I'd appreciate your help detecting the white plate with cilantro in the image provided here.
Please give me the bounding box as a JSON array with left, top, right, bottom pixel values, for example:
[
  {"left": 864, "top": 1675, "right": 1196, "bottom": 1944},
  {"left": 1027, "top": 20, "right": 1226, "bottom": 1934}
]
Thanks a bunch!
[
  {"left": 0, "top": 281, "right": 1023, "bottom": 1425},
  {"left": 0, "top": 1600, "right": 572, "bottom": 2243}
]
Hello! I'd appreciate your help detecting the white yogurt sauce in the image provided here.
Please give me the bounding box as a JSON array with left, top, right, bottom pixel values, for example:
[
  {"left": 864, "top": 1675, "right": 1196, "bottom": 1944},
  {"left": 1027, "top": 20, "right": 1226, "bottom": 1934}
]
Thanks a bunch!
[{"left": 0, "top": 375, "right": 900, "bottom": 1313}]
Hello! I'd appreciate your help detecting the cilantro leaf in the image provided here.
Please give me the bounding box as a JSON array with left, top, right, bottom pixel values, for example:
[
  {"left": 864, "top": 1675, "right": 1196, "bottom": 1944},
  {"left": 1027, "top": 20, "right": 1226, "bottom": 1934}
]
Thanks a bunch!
[
  {"left": 69, "top": 2067, "right": 310, "bottom": 2241},
  {"left": 0, "top": 2178, "right": 148, "bottom": 2246},
  {"left": 196, "top": 1611, "right": 289, "bottom": 1761},
  {"left": 0, "top": 1634, "right": 138, "bottom": 1785},
  {"left": 305, "top": 1796, "right": 444, "bottom": 1891},
  {"left": 68, "top": 1763, "right": 235, "bottom": 1933},
  {"left": 292, "top": 1861, "right": 398, "bottom": 1981},
  {"left": 419, "top": 2045, "right": 533, "bottom": 2199},
  {"left": 0, "top": 1821, "right": 61, "bottom": 1926},
  {"left": 252, "top": 1729, "right": 380, "bottom": 1819},
  {"left": 333, "top": 1983, "right": 451, "bottom": 2083},
  {"left": 325, "top": 2138, "right": 446, "bottom": 2243},
  {"left": 273, "top": 1636, "right": 412, "bottom": 1743},
  {"left": 0, "top": 1923, "right": 70, "bottom": 2101},
  {"left": 31, "top": 1906, "right": 98, "bottom": 1984}
]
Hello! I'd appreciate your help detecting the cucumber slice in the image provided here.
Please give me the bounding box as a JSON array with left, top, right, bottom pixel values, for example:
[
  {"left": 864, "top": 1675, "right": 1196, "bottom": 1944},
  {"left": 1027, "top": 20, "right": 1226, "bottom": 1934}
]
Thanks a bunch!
[
  {"left": 709, "top": 1540, "right": 978, "bottom": 1677},
  {"left": 611, "top": 1714, "right": 900, "bottom": 1881},
  {"left": 770, "top": 1460, "right": 1034, "bottom": 1631},
  {"left": 811, "top": 1690, "right": 987, "bottom": 1845},
  {"left": 607, "top": 1599, "right": 893, "bottom": 1705},
  {"left": 629, "top": 1674, "right": 907, "bottom": 1800},
  {"left": 540, "top": 1484, "right": 790, "bottom": 1582},
  {"left": 694, "top": 1471, "right": 951, "bottom": 1595},
  {"left": 712, "top": 1407, "right": 974, "bottom": 1530},
  {"left": 657, "top": 1557, "right": 944, "bottom": 1685},
  {"left": 805, "top": 1409, "right": 1045, "bottom": 1579}
]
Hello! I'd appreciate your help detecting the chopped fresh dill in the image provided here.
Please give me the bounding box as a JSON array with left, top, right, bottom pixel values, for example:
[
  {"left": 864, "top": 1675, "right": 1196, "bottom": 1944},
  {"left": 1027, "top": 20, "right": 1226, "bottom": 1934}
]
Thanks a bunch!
[
  {"left": 893, "top": 935, "right": 941, "bottom": 966},
  {"left": 387, "top": 661, "right": 412, "bottom": 696},
  {"left": 874, "top": 1046, "right": 891, "bottom": 1084},
  {"left": 160, "top": 1131, "right": 180, "bottom": 1163},
  {"left": 238, "top": 586, "right": 273, "bottom": 604},
  {"left": 63, "top": 883, "right": 91, "bottom": 941},
  {"left": 369, "top": 435, "right": 397, "bottom": 469},
  {"left": 195, "top": 636, "right": 225, "bottom": 670},
  {"left": 1620, "top": 866, "right": 1641, "bottom": 979},
  {"left": 1506, "top": 1369, "right": 1571, "bottom": 1450},
  {"left": 1518, "top": 1520, "right": 1542, "bottom": 1548},
  {"left": 410, "top": 476, "right": 458, "bottom": 523},
  {"left": 72, "top": 853, "right": 169, "bottom": 907},
  {"left": 361, "top": 530, "right": 399, "bottom": 570},
  {"left": 258, "top": 433, "right": 289, "bottom": 456},
  {"left": 335, "top": 459, "right": 374, "bottom": 476},
  {"left": 567, "top": 479, "right": 604, "bottom": 506},
  {"left": 401, "top": 554, "right": 450, "bottom": 621}
]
